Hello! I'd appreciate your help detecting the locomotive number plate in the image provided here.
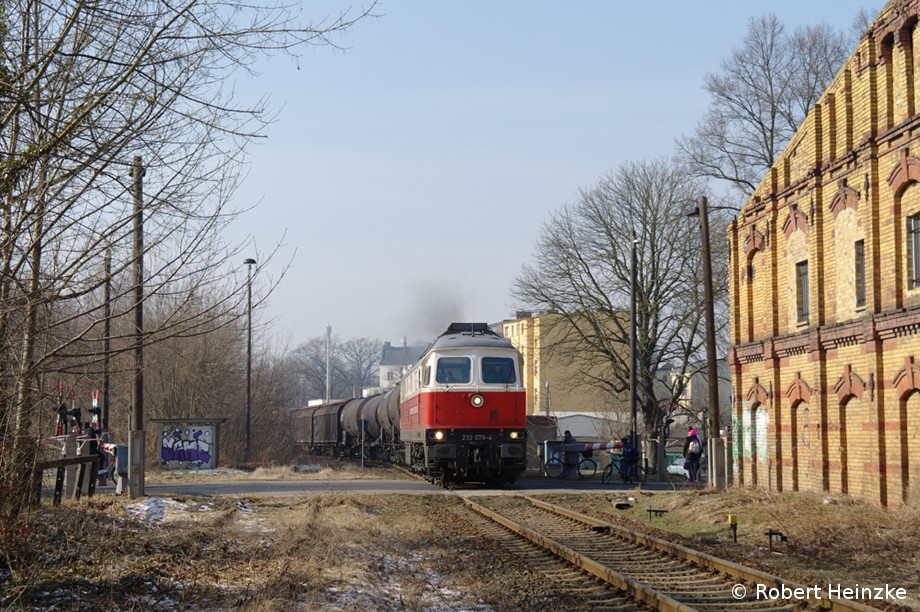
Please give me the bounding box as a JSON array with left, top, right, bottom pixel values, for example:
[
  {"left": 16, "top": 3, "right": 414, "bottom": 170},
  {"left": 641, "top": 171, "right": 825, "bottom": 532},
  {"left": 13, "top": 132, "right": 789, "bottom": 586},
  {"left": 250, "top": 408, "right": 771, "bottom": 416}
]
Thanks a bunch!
[{"left": 461, "top": 434, "right": 494, "bottom": 441}]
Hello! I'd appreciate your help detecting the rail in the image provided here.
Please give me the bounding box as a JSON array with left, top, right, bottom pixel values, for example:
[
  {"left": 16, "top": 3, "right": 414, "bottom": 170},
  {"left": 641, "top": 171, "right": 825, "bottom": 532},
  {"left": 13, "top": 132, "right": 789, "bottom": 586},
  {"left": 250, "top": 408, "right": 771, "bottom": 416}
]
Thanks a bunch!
[
  {"left": 464, "top": 496, "right": 882, "bottom": 612},
  {"left": 526, "top": 497, "right": 881, "bottom": 612}
]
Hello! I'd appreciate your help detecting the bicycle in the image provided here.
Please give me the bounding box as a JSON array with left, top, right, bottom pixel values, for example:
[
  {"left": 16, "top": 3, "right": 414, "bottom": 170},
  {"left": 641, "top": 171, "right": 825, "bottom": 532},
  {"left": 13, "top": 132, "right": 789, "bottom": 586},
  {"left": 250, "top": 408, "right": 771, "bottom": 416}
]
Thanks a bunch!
[
  {"left": 543, "top": 454, "right": 597, "bottom": 479},
  {"left": 601, "top": 453, "right": 647, "bottom": 485},
  {"left": 576, "top": 455, "right": 597, "bottom": 479},
  {"left": 544, "top": 455, "right": 564, "bottom": 477}
]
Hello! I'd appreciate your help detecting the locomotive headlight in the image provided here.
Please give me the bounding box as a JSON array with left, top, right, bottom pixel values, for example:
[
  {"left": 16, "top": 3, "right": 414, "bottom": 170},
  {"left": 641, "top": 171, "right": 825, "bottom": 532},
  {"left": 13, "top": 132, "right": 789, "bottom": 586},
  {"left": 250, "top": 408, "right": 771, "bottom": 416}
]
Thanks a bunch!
[
  {"left": 470, "top": 394, "right": 485, "bottom": 407},
  {"left": 508, "top": 430, "right": 527, "bottom": 441},
  {"left": 431, "top": 430, "right": 445, "bottom": 441}
]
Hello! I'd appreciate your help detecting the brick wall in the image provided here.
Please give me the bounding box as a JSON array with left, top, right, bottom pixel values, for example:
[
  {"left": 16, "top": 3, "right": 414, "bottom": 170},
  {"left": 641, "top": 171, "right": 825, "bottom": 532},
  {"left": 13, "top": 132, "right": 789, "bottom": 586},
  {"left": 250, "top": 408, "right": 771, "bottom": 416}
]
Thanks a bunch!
[{"left": 729, "top": 0, "right": 920, "bottom": 507}]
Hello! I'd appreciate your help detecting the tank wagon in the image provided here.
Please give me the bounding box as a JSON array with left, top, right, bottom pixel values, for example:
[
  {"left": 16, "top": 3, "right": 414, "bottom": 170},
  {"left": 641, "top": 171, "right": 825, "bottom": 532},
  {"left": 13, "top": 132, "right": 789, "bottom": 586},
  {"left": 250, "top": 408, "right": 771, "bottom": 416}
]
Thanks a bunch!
[{"left": 292, "top": 322, "right": 527, "bottom": 486}]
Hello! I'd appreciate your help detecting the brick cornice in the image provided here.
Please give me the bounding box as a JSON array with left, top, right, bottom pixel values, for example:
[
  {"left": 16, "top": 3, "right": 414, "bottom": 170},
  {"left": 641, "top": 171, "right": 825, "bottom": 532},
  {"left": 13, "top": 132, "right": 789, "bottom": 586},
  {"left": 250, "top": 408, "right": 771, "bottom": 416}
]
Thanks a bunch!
[
  {"left": 735, "top": 342, "right": 765, "bottom": 365},
  {"left": 774, "top": 331, "right": 810, "bottom": 359},
  {"left": 874, "top": 305, "right": 920, "bottom": 340},
  {"left": 729, "top": 308, "right": 920, "bottom": 359},
  {"left": 818, "top": 320, "right": 863, "bottom": 350}
]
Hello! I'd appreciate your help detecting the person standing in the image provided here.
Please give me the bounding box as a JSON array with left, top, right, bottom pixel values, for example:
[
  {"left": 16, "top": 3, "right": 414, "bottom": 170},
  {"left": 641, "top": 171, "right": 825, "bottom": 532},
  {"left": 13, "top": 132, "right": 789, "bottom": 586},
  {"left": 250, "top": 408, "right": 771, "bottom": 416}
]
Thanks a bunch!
[
  {"left": 562, "top": 430, "right": 579, "bottom": 478},
  {"left": 618, "top": 437, "right": 638, "bottom": 482},
  {"left": 682, "top": 428, "right": 703, "bottom": 482}
]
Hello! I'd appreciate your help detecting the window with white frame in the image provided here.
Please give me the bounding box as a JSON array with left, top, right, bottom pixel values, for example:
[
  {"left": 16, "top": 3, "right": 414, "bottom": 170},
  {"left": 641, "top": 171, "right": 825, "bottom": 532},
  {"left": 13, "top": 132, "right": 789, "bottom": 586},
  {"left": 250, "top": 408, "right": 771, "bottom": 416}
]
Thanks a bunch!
[
  {"left": 796, "top": 260, "right": 809, "bottom": 324},
  {"left": 855, "top": 240, "right": 866, "bottom": 308},
  {"left": 909, "top": 214, "right": 920, "bottom": 289}
]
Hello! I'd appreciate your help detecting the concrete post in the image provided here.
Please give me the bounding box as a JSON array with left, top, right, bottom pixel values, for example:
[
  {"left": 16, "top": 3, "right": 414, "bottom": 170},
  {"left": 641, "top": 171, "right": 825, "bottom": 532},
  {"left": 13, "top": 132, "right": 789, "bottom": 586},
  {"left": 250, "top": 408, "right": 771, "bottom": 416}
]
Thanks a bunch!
[
  {"left": 128, "top": 429, "right": 144, "bottom": 498},
  {"left": 655, "top": 434, "right": 667, "bottom": 482},
  {"left": 709, "top": 437, "right": 726, "bottom": 488},
  {"left": 723, "top": 433, "right": 733, "bottom": 485},
  {"left": 78, "top": 439, "right": 92, "bottom": 497}
]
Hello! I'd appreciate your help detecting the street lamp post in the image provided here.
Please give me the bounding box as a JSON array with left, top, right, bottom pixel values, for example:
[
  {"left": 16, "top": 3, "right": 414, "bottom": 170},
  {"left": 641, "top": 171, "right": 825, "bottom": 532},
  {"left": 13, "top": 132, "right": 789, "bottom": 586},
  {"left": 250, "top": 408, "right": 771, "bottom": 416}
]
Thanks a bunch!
[
  {"left": 243, "top": 257, "right": 256, "bottom": 463},
  {"left": 688, "top": 196, "right": 725, "bottom": 488},
  {"left": 629, "top": 232, "right": 639, "bottom": 453}
]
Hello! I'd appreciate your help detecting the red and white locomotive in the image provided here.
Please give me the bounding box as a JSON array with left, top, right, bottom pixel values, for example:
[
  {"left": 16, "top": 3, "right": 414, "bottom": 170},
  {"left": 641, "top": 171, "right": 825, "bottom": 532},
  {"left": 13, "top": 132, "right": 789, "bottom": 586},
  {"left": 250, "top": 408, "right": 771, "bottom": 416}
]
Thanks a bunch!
[{"left": 292, "top": 322, "right": 528, "bottom": 486}]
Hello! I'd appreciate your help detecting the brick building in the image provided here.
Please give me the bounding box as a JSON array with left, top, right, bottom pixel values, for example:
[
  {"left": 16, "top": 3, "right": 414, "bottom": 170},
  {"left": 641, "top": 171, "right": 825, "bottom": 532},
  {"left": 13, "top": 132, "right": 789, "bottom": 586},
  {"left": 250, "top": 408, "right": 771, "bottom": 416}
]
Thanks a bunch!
[
  {"left": 500, "top": 312, "right": 733, "bottom": 442},
  {"left": 500, "top": 312, "right": 625, "bottom": 440},
  {"left": 729, "top": 0, "right": 920, "bottom": 506}
]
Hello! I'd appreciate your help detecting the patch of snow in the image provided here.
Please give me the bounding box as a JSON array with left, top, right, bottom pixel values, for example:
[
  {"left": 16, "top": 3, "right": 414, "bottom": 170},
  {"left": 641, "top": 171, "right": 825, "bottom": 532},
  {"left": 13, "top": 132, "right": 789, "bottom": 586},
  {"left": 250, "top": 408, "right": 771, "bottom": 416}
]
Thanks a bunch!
[
  {"left": 312, "top": 551, "right": 492, "bottom": 611},
  {"left": 230, "top": 499, "right": 275, "bottom": 534},
  {"left": 293, "top": 464, "right": 322, "bottom": 473},
  {"left": 124, "top": 496, "right": 190, "bottom": 524},
  {"left": 161, "top": 468, "right": 248, "bottom": 479},
  {"left": 135, "top": 593, "right": 179, "bottom": 609}
]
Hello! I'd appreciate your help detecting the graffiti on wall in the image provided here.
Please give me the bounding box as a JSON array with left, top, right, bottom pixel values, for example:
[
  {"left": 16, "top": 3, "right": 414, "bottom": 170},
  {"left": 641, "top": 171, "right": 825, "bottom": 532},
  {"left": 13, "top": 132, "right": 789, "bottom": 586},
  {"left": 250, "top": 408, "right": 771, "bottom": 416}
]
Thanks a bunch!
[
  {"left": 160, "top": 424, "right": 215, "bottom": 469},
  {"left": 732, "top": 413, "right": 744, "bottom": 462},
  {"left": 754, "top": 407, "right": 768, "bottom": 462},
  {"left": 735, "top": 403, "right": 769, "bottom": 464}
]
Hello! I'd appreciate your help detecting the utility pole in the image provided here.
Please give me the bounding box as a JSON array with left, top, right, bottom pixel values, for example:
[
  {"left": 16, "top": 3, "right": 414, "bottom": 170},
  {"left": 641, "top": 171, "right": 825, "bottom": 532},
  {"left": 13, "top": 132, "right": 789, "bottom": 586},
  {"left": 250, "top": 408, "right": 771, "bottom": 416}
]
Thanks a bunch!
[
  {"left": 244, "top": 258, "right": 256, "bottom": 463},
  {"left": 129, "top": 156, "right": 145, "bottom": 499},
  {"left": 630, "top": 232, "right": 638, "bottom": 452},
  {"left": 325, "top": 325, "right": 332, "bottom": 402},
  {"left": 690, "top": 196, "right": 725, "bottom": 488},
  {"left": 103, "top": 249, "right": 111, "bottom": 434}
]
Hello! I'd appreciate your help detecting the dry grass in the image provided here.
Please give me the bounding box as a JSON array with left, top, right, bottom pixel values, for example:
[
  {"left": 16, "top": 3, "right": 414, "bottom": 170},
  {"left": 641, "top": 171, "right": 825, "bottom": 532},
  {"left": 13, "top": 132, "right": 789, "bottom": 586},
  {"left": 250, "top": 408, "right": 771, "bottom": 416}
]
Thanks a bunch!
[
  {"left": 0, "top": 494, "right": 494, "bottom": 610},
  {"left": 0, "top": 460, "right": 549, "bottom": 612},
  {"left": 3, "top": 468, "right": 920, "bottom": 610},
  {"left": 143, "top": 459, "right": 409, "bottom": 483}
]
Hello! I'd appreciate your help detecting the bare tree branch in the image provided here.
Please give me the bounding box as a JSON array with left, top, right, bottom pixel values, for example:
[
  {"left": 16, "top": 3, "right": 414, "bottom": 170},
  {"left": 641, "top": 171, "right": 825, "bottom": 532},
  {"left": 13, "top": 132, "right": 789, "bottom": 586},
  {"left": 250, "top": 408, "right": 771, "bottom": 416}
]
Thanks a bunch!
[
  {"left": 513, "top": 159, "right": 729, "bottom": 434},
  {"left": 677, "top": 14, "right": 852, "bottom": 195},
  {"left": 0, "top": 0, "right": 377, "bottom": 464}
]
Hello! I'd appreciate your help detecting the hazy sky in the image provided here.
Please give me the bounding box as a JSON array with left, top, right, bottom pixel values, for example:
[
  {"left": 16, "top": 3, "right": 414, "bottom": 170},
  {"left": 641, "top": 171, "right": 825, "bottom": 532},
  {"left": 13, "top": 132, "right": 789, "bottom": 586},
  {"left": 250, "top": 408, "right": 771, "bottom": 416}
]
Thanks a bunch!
[{"left": 230, "top": 1, "right": 879, "bottom": 348}]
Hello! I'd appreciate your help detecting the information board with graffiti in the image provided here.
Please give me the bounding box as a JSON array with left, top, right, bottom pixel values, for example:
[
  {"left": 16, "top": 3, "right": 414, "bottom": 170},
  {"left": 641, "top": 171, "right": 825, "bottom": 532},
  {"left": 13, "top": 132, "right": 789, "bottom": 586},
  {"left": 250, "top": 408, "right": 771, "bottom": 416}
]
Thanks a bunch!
[{"left": 152, "top": 418, "right": 227, "bottom": 469}]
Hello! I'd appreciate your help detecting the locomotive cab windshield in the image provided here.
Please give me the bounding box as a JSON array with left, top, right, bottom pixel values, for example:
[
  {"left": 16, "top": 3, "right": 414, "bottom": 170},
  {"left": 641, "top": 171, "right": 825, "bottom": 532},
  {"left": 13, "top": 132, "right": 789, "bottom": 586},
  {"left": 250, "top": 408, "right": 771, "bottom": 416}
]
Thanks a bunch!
[
  {"left": 433, "top": 355, "right": 518, "bottom": 387},
  {"left": 435, "top": 357, "right": 471, "bottom": 384},
  {"left": 482, "top": 356, "right": 516, "bottom": 385}
]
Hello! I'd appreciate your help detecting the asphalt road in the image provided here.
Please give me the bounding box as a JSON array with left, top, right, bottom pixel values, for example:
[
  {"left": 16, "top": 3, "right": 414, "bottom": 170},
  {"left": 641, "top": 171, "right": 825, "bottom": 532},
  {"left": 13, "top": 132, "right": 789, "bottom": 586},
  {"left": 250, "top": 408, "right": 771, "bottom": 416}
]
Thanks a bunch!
[{"left": 98, "top": 475, "right": 683, "bottom": 498}]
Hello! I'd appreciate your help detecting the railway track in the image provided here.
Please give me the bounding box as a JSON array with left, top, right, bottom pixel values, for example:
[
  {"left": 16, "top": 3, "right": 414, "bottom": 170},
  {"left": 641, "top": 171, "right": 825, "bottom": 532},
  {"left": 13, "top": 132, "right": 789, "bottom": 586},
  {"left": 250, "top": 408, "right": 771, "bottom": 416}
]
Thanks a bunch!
[{"left": 462, "top": 496, "right": 883, "bottom": 612}]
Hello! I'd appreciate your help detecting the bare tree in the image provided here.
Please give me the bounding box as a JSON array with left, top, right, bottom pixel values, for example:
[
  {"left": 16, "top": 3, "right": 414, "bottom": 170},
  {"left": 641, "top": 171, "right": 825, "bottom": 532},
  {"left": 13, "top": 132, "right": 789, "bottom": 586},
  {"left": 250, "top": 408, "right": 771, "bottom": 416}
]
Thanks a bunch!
[
  {"left": 286, "top": 337, "right": 338, "bottom": 404},
  {"left": 285, "top": 335, "right": 382, "bottom": 403},
  {"left": 512, "top": 159, "right": 729, "bottom": 434},
  {"left": 339, "top": 337, "right": 382, "bottom": 397},
  {"left": 851, "top": 7, "right": 877, "bottom": 40},
  {"left": 677, "top": 14, "right": 853, "bottom": 195},
  {"left": 0, "top": 0, "right": 376, "bottom": 511},
  {"left": 249, "top": 346, "right": 305, "bottom": 464}
]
